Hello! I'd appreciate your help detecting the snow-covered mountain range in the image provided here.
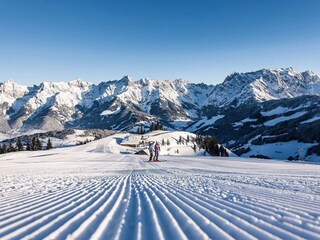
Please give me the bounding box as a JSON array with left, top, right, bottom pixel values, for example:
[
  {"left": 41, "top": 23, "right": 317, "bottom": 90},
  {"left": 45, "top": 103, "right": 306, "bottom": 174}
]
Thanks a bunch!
[{"left": 1, "top": 67, "right": 320, "bottom": 160}]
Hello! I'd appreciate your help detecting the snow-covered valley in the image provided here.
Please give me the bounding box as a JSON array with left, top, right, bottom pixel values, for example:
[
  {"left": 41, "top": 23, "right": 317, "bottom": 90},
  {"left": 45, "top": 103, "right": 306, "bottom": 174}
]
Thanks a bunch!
[{"left": 1, "top": 138, "right": 320, "bottom": 240}]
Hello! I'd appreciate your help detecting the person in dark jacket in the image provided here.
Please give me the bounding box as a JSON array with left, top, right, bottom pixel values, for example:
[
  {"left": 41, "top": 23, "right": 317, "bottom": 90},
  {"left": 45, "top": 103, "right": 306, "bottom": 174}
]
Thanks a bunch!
[
  {"left": 148, "top": 142, "right": 154, "bottom": 161},
  {"left": 153, "top": 142, "right": 160, "bottom": 161}
]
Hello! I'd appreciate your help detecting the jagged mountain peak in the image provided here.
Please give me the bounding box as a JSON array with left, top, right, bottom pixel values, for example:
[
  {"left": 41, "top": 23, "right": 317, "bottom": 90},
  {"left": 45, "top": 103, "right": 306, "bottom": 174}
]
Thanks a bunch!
[
  {"left": 1, "top": 79, "right": 26, "bottom": 89},
  {"left": 68, "top": 78, "right": 92, "bottom": 88},
  {"left": 120, "top": 75, "right": 133, "bottom": 82},
  {"left": 1, "top": 68, "right": 320, "bottom": 133},
  {"left": 208, "top": 67, "right": 320, "bottom": 106},
  {"left": 3, "top": 79, "right": 17, "bottom": 84},
  {"left": 0, "top": 79, "right": 28, "bottom": 101}
]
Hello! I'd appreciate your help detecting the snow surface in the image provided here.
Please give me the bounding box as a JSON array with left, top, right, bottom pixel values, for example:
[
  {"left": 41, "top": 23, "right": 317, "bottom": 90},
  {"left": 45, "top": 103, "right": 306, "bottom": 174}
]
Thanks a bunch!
[
  {"left": 232, "top": 118, "right": 257, "bottom": 127},
  {"left": 0, "top": 138, "right": 320, "bottom": 239},
  {"left": 168, "top": 120, "right": 192, "bottom": 130},
  {"left": 187, "top": 115, "right": 224, "bottom": 132},
  {"left": 0, "top": 132, "right": 9, "bottom": 141},
  {"left": 242, "top": 140, "right": 318, "bottom": 161},
  {"left": 261, "top": 107, "right": 289, "bottom": 117},
  {"left": 261, "top": 105, "right": 308, "bottom": 117},
  {"left": 264, "top": 111, "right": 307, "bottom": 126},
  {"left": 100, "top": 107, "right": 121, "bottom": 116},
  {"left": 300, "top": 115, "right": 320, "bottom": 124}
]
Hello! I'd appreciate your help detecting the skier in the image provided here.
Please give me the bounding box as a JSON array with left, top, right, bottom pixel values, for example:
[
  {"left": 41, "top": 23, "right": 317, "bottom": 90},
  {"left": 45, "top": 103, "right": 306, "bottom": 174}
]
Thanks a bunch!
[
  {"left": 153, "top": 142, "right": 160, "bottom": 161},
  {"left": 148, "top": 142, "right": 154, "bottom": 161}
]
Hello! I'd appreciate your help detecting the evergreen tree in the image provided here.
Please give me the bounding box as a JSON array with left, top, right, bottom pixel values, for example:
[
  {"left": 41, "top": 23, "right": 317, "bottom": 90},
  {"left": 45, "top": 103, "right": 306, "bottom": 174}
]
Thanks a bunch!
[
  {"left": 36, "top": 137, "right": 42, "bottom": 150},
  {"left": 213, "top": 144, "right": 219, "bottom": 156},
  {"left": 16, "top": 138, "right": 23, "bottom": 151},
  {"left": 31, "top": 136, "right": 37, "bottom": 150},
  {"left": 26, "top": 141, "right": 31, "bottom": 151},
  {"left": 47, "top": 138, "right": 53, "bottom": 150},
  {"left": 224, "top": 148, "right": 229, "bottom": 157},
  {"left": 7, "top": 141, "right": 15, "bottom": 152},
  {"left": 1, "top": 144, "right": 5, "bottom": 154},
  {"left": 193, "top": 144, "right": 197, "bottom": 153},
  {"left": 150, "top": 122, "right": 155, "bottom": 131},
  {"left": 167, "top": 139, "right": 170, "bottom": 146},
  {"left": 3, "top": 144, "right": 8, "bottom": 153},
  {"left": 0, "top": 144, "right": 5, "bottom": 154},
  {"left": 219, "top": 145, "right": 228, "bottom": 157},
  {"left": 162, "top": 139, "right": 165, "bottom": 146}
]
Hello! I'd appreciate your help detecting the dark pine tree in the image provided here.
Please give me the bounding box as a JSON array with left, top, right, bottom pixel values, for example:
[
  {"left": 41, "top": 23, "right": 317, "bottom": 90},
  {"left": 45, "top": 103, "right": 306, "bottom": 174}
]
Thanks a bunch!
[
  {"left": 16, "top": 138, "right": 23, "bottom": 151},
  {"left": 47, "top": 138, "right": 53, "bottom": 150},
  {"left": 0, "top": 144, "right": 5, "bottom": 154},
  {"left": 213, "top": 144, "right": 219, "bottom": 156},
  {"left": 8, "top": 141, "right": 16, "bottom": 152},
  {"left": 150, "top": 122, "right": 155, "bottom": 131},
  {"left": 193, "top": 144, "right": 197, "bottom": 153},
  {"left": 26, "top": 141, "right": 31, "bottom": 151},
  {"left": 36, "top": 137, "right": 42, "bottom": 150},
  {"left": 31, "top": 136, "right": 37, "bottom": 151},
  {"left": 219, "top": 145, "right": 227, "bottom": 157}
]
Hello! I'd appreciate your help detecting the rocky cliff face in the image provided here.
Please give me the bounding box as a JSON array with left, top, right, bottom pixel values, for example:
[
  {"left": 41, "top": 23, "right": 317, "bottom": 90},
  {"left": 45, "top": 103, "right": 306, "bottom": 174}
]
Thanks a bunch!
[{"left": 1, "top": 68, "right": 320, "bottom": 160}]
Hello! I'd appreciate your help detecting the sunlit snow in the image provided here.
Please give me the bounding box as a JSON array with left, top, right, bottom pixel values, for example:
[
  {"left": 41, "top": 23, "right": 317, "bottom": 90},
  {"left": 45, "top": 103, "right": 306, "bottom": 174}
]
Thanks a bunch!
[{"left": 0, "top": 136, "right": 320, "bottom": 239}]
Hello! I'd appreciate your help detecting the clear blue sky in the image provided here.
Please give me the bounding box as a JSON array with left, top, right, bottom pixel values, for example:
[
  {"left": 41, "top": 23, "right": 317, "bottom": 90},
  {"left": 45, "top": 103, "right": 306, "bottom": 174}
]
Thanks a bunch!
[{"left": 0, "top": 0, "right": 319, "bottom": 85}]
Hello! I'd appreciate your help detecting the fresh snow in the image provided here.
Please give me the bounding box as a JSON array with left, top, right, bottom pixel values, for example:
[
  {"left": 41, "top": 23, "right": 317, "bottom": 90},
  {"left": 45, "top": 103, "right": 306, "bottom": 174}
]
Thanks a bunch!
[
  {"left": 300, "top": 115, "right": 320, "bottom": 124},
  {"left": 168, "top": 120, "right": 192, "bottom": 130},
  {"left": 242, "top": 140, "right": 317, "bottom": 160},
  {"left": 0, "top": 132, "right": 9, "bottom": 141},
  {"left": 0, "top": 137, "right": 320, "bottom": 239},
  {"left": 100, "top": 107, "right": 121, "bottom": 116},
  {"left": 261, "top": 106, "right": 289, "bottom": 117},
  {"left": 232, "top": 118, "right": 257, "bottom": 127},
  {"left": 187, "top": 115, "right": 224, "bottom": 131},
  {"left": 261, "top": 104, "right": 309, "bottom": 117},
  {"left": 264, "top": 111, "right": 307, "bottom": 126}
]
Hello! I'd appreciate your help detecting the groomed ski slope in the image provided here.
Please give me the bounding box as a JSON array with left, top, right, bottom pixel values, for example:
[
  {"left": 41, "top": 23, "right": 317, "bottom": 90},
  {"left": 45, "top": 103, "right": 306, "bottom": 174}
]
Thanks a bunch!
[{"left": 0, "top": 140, "right": 320, "bottom": 240}]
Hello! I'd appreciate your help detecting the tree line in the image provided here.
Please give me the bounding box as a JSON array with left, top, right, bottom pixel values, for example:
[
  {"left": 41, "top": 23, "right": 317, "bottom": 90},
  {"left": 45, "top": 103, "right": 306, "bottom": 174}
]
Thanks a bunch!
[
  {"left": 195, "top": 135, "right": 229, "bottom": 157},
  {"left": 136, "top": 122, "right": 165, "bottom": 134},
  {"left": 0, "top": 136, "right": 53, "bottom": 154}
]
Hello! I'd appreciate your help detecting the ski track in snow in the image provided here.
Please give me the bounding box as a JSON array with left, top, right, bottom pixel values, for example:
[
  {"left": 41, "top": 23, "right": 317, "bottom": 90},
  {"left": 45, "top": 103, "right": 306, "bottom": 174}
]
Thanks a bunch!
[{"left": 0, "top": 151, "right": 320, "bottom": 240}]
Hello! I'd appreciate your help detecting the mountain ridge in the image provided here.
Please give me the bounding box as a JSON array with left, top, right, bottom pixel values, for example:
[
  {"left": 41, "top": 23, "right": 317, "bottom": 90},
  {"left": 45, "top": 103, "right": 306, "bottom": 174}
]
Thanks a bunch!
[
  {"left": 1, "top": 67, "right": 320, "bottom": 160},
  {"left": 1, "top": 67, "right": 320, "bottom": 132}
]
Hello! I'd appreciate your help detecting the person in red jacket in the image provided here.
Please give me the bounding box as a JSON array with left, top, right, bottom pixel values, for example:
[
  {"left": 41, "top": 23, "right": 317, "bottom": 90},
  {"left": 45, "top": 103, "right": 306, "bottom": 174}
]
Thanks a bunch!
[{"left": 153, "top": 142, "right": 160, "bottom": 161}]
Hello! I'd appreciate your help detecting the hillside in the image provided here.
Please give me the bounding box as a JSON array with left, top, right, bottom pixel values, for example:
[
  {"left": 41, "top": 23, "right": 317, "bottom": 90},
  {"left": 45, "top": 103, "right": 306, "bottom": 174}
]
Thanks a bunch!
[{"left": 0, "top": 130, "right": 232, "bottom": 158}]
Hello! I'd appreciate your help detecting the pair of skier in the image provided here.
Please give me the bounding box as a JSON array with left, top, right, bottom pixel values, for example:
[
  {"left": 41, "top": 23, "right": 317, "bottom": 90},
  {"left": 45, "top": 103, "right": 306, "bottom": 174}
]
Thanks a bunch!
[{"left": 148, "top": 142, "right": 160, "bottom": 161}]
